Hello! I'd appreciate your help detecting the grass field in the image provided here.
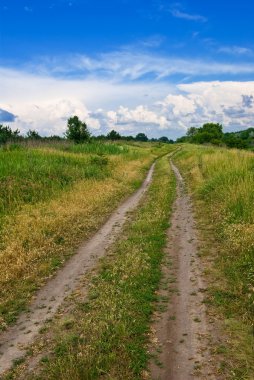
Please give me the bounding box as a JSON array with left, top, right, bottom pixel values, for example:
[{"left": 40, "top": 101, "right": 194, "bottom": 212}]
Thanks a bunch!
[
  {"left": 0, "top": 141, "right": 172, "bottom": 330},
  {"left": 2, "top": 141, "right": 253, "bottom": 379},
  {"left": 174, "top": 144, "right": 254, "bottom": 379},
  {"left": 5, "top": 153, "right": 176, "bottom": 380}
]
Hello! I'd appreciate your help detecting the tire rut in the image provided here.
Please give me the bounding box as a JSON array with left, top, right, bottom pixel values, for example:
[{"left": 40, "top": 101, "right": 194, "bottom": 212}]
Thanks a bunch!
[
  {"left": 149, "top": 160, "right": 216, "bottom": 380},
  {"left": 0, "top": 163, "right": 155, "bottom": 376}
]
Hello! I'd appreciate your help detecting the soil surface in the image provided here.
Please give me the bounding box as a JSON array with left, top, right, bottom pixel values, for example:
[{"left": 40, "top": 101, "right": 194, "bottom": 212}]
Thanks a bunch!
[
  {"left": 149, "top": 160, "right": 215, "bottom": 380},
  {"left": 0, "top": 163, "right": 155, "bottom": 376}
]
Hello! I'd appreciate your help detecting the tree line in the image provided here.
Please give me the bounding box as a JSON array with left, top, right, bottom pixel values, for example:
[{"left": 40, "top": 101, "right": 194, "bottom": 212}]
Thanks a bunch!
[
  {"left": 2, "top": 117, "right": 253, "bottom": 149},
  {"left": 177, "top": 123, "right": 254, "bottom": 150},
  {"left": 0, "top": 115, "right": 174, "bottom": 145}
]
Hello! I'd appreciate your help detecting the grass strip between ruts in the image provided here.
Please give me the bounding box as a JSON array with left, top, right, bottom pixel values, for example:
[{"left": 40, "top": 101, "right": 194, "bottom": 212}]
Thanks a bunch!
[{"left": 24, "top": 154, "right": 176, "bottom": 380}]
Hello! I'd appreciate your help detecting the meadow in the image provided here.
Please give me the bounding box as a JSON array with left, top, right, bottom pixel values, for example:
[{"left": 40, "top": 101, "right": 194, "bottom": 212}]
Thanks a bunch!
[
  {"left": 175, "top": 145, "right": 254, "bottom": 379},
  {"left": 4, "top": 153, "right": 176, "bottom": 380},
  {"left": 0, "top": 141, "right": 171, "bottom": 330},
  {"left": 2, "top": 141, "right": 254, "bottom": 379}
]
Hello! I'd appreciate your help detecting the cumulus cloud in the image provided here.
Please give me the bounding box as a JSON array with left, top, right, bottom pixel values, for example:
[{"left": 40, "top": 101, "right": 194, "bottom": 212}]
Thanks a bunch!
[{"left": 2, "top": 63, "right": 254, "bottom": 138}]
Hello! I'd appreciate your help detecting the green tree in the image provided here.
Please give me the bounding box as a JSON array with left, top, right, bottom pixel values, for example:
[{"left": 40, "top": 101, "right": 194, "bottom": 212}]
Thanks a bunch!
[
  {"left": 26, "top": 129, "right": 41, "bottom": 140},
  {"left": 158, "top": 136, "right": 169, "bottom": 143},
  {"left": 223, "top": 133, "right": 247, "bottom": 149},
  {"left": 202, "top": 123, "right": 223, "bottom": 139},
  {"left": 186, "top": 126, "right": 199, "bottom": 137},
  {"left": 188, "top": 123, "right": 223, "bottom": 145},
  {"left": 124, "top": 135, "right": 135, "bottom": 141},
  {"left": 65, "top": 116, "right": 90, "bottom": 143},
  {"left": 106, "top": 130, "right": 121, "bottom": 140},
  {"left": 135, "top": 133, "right": 148, "bottom": 142},
  {"left": 0, "top": 125, "right": 20, "bottom": 144}
]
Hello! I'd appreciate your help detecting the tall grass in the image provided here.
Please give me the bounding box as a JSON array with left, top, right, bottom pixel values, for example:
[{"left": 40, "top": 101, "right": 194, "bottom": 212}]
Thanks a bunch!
[
  {"left": 0, "top": 142, "right": 173, "bottom": 329},
  {"left": 0, "top": 148, "right": 110, "bottom": 219},
  {"left": 60, "top": 141, "right": 130, "bottom": 155},
  {"left": 17, "top": 154, "right": 176, "bottom": 380},
  {"left": 175, "top": 144, "right": 254, "bottom": 378}
]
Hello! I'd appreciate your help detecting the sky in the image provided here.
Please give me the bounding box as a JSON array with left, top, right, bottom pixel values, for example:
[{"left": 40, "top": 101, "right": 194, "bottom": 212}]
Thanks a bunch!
[{"left": 1, "top": 0, "right": 254, "bottom": 139}]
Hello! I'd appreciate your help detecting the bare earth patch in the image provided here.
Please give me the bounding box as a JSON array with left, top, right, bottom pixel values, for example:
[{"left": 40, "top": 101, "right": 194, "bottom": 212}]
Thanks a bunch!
[
  {"left": 149, "top": 160, "right": 217, "bottom": 380},
  {"left": 0, "top": 164, "right": 155, "bottom": 376}
]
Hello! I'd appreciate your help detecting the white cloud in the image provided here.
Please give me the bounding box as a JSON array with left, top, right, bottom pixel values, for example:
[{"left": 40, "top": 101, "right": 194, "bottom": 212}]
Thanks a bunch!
[
  {"left": 170, "top": 9, "right": 207, "bottom": 22},
  {"left": 218, "top": 46, "right": 253, "bottom": 55},
  {"left": 1, "top": 62, "right": 254, "bottom": 138},
  {"left": 24, "top": 51, "right": 254, "bottom": 81},
  {"left": 0, "top": 66, "right": 174, "bottom": 136}
]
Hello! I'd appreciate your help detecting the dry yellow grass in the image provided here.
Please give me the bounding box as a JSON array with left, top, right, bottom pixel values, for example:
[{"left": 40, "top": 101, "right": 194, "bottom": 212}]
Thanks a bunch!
[
  {"left": 0, "top": 154, "right": 153, "bottom": 329},
  {"left": 5, "top": 154, "right": 176, "bottom": 380},
  {"left": 175, "top": 144, "right": 254, "bottom": 379}
]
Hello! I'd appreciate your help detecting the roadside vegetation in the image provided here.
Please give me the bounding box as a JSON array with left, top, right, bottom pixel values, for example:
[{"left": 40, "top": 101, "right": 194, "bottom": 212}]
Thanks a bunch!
[
  {"left": 0, "top": 140, "right": 172, "bottom": 330},
  {"left": 5, "top": 153, "right": 176, "bottom": 380},
  {"left": 174, "top": 145, "right": 254, "bottom": 379},
  {"left": 1, "top": 111, "right": 254, "bottom": 379},
  {"left": 177, "top": 122, "right": 254, "bottom": 150}
]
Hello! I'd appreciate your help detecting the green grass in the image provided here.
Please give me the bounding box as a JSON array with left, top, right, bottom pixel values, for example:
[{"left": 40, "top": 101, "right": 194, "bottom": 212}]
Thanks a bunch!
[
  {"left": 16, "top": 154, "right": 176, "bottom": 380},
  {"left": 58, "top": 141, "right": 130, "bottom": 155},
  {"left": 0, "top": 141, "right": 172, "bottom": 222},
  {"left": 174, "top": 144, "right": 254, "bottom": 379},
  {"left": 0, "top": 148, "right": 111, "bottom": 220},
  {"left": 0, "top": 141, "right": 175, "bottom": 331}
]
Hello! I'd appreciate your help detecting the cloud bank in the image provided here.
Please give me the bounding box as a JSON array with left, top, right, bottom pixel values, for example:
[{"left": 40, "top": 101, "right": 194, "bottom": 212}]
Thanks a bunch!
[{"left": 1, "top": 51, "right": 254, "bottom": 139}]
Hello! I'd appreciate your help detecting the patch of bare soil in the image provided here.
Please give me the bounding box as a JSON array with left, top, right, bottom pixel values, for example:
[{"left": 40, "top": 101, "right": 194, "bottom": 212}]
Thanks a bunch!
[
  {"left": 0, "top": 164, "right": 155, "bottom": 376},
  {"left": 149, "top": 161, "right": 216, "bottom": 380}
]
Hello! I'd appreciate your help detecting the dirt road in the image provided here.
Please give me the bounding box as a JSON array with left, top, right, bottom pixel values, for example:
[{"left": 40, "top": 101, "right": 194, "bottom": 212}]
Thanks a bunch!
[
  {"left": 150, "top": 160, "right": 215, "bottom": 380},
  {"left": 0, "top": 164, "right": 155, "bottom": 376}
]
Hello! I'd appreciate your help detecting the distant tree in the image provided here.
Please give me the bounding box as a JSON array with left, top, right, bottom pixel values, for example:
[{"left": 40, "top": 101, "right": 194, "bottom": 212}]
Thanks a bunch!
[
  {"left": 135, "top": 133, "right": 148, "bottom": 142},
  {"left": 222, "top": 133, "right": 248, "bottom": 149},
  {"left": 65, "top": 116, "right": 90, "bottom": 143},
  {"left": 176, "top": 136, "right": 188, "bottom": 143},
  {"left": 106, "top": 130, "right": 121, "bottom": 140},
  {"left": 96, "top": 134, "right": 106, "bottom": 140},
  {"left": 188, "top": 123, "right": 223, "bottom": 145},
  {"left": 179, "top": 123, "right": 254, "bottom": 150},
  {"left": 192, "top": 131, "right": 214, "bottom": 144},
  {"left": 186, "top": 126, "right": 199, "bottom": 137},
  {"left": 202, "top": 123, "right": 223, "bottom": 139},
  {"left": 26, "top": 129, "right": 42, "bottom": 140},
  {"left": 0, "top": 124, "right": 20, "bottom": 144},
  {"left": 158, "top": 136, "right": 170, "bottom": 143},
  {"left": 229, "top": 128, "right": 254, "bottom": 147},
  {"left": 46, "top": 135, "right": 63, "bottom": 141},
  {"left": 124, "top": 135, "right": 135, "bottom": 141}
]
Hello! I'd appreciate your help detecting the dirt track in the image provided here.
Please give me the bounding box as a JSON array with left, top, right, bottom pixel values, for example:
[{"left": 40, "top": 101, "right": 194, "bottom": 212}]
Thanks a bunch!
[
  {"left": 150, "top": 160, "right": 215, "bottom": 380},
  {"left": 0, "top": 163, "right": 155, "bottom": 376}
]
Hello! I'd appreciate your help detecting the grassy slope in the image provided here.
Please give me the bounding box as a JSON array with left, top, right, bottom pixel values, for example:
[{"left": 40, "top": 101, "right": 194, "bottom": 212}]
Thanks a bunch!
[
  {"left": 0, "top": 142, "right": 171, "bottom": 329},
  {"left": 174, "top": 144, "right": 254, "bottom": 379},
  {"left": 0, "top": 143, "right": 134, "bottom": 220},
  {"left": 8, "top": 153, "right": 176, "bottom": 380}
]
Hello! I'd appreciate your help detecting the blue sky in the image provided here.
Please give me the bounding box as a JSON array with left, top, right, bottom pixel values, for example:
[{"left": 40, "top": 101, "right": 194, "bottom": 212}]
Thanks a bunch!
[{"left": 1, "top": 0, "right": 254, "bottom": 138}]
